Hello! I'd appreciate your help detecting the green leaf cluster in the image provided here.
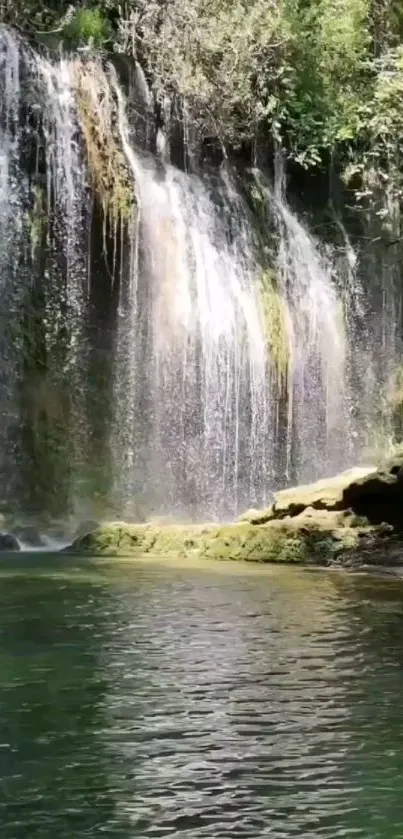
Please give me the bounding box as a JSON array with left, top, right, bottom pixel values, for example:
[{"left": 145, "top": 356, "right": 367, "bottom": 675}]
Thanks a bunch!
[
  {"left": 3, "top": 0, "right": 403, "bottom": 189},
  {"left": 63, "top": 7, "right": 111, "bottom": 46}
]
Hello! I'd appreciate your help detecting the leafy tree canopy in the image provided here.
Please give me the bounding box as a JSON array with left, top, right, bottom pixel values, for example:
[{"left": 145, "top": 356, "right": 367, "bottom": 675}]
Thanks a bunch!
[{"left": 2, "top": 0, "right": 403, "bottom": 184}]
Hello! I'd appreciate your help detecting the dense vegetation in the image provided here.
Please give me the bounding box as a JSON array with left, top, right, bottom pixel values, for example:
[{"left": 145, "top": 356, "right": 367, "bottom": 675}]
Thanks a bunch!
[{"left": 2, "top": 0, "right": 403, "bottom": 199}]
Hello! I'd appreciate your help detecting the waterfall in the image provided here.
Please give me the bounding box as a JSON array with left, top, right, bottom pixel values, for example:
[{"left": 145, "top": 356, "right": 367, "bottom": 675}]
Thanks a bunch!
[
  {"left": 0, "top": 28, "right": 27, "bottom": 498},
  {"left": 0, "top": 26, "right": 399, "bottom": 523},
  {"left": 109, "top": 75, "right": 357, "bottom": 517},
  {"left": 35, "top": 54, "right": 90, "bottom": 493},
  {"left": 0, "top": 28, "right": 90, "bottom": 515},
  {"left": 112, "top": 74, "right": 270, "bottom": 519},
  {"left": 253, "top": 170, "right": 353, "bottom": 481}
]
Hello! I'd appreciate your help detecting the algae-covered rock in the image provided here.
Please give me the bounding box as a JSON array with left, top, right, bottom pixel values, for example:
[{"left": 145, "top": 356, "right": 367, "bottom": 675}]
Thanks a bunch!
[
  {"left": 259, "top": 270, "right": 290, "bottom": 389},
  {"left": 239, "top": 506, "right": 275, "bottom": 524},
  {"left": 68, "top": 521, "right": 317, "bottom": 562},
  {"left": 236, "top": 459, "right": 403, "bottom": 566},
  {"left": 66, "top": 459, "right": 403, "bottom": 567},
  {"left": 73, "top": 62, "right": 135, "bottom": 227},
  {"left": 272, "top": 467, "right": 375, "bottom": 519},
  {"left": 66, "top": 516, "right": 381, "bottom": 566},
  {"left": 244, "top": 459, "right": 403, "bottom": 530}
]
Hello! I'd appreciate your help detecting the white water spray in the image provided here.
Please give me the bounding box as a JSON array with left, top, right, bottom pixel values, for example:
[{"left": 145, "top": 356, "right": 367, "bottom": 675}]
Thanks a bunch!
[
  {"left": 255, "top": 169, "right": 352, "bottom": 479},
  {"left": 112, "top": 74, "right": 270, "bottom": 518}
]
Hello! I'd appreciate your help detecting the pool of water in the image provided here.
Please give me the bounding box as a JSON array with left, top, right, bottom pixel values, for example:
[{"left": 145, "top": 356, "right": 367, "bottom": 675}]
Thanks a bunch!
[{"left": 1, "top": 555, "right": 403, "bottom": 837}]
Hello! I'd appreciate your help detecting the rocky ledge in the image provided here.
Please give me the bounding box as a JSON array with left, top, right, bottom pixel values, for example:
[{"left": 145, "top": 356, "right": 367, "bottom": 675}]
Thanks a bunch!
[{"left": 68, "top": 456, "right": 403, "bottom": 567}]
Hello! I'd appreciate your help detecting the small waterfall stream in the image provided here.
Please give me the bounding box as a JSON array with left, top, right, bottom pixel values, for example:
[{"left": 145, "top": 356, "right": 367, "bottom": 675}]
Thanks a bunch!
[
  {"left": 113, "top": 75, "right": 270, "bottom": 518},
  {"left": 0, "top": 26, "right": 399, "bottom": 522},
  {"left": 36, "top": 54, "right": 90, "bottom": 491},
  {"left": 0, "top": 28, "right": 91, "bottom": 513},
  {"left": 256, "top": 171, "right": 352, "bottom": 481},
  {"left": 0, "top": 29, "right": 27, "bottom": 495}
]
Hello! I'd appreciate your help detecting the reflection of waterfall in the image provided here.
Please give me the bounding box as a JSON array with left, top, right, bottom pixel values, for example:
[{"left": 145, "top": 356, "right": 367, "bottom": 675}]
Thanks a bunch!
[{"left": 0, "top": 26, "right": 401, "bottom": 521}]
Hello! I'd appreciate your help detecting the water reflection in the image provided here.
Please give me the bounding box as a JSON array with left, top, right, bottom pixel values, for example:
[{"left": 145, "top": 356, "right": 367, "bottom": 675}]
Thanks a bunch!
[
  {"left": 0, "top": 560, "right": 403, "bottom": 837},
  {"left": 0, "top": 568, "right": 131, "bottom": 837}
]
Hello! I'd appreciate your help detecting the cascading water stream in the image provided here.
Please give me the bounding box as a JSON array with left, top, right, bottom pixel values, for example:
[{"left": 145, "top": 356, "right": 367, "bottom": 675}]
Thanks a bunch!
[
  {"left": 0, "top": 29, "right": 32, "bottom": 500},
  {"left": 35, "top": 55, "right": 90, "bottom": 493},
  {"left": 0, "top": 26, "right": 399, "bottom": 524},
  {"left": 253, "top": 169, "right": 353, "bottom": 480},
  {"left": 0, "top": 28, "right": 90, "bottom": 514},
  {"left": 112, "top": 73, "right": 271, "bottom": 519}
]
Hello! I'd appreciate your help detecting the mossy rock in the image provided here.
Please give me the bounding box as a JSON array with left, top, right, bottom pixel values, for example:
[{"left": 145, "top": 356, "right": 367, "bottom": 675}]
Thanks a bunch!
[
  {"left": 73, "top": 63, "right": 135, "bottom": 226},
  {"left": 239, "top": 506, "right": 275, "bottom": 524},
  {"left": 270, "top": 467, "right": 375, "bottom": 519},
  {"left": 66, "top": 517, "right": 372, "bottom": 565},
  {"left": 244, "top": 458, "right": 403, "bottom": 538},
  {"left": 259, "top": 270, "right": 290, "bottom": 389},
  {"left": 67, "top": 459, "right": 403, "bottom": 567},
  {"left": 343, "top": 454, "right": 403, "bottom": 526}
]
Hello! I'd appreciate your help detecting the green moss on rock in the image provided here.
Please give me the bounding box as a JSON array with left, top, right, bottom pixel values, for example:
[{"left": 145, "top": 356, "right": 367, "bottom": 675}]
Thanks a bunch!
[
  {"left": 67, "top": 516, "right": 380, "bottom": 565},
  {"left": 68, "top": 461, "right": 403, "bottom": 567},
  {"left": 239, "top": 505, "right": 275, "bottom": 524},
  {"left": 70, "top": 521, "right": 311, "bottom": 562},
  {"left": 259, "top": 270, "right": 290, "bottom": 389},
  {"left": 272, "top": 467, "right": 376, "bottom": 518},
  {"left": 74, "top": 63, "right": 135, "bottom": 227}
]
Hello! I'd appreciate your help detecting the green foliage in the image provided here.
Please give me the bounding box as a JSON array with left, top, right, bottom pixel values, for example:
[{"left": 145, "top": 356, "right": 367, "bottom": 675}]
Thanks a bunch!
[
  {"left": 340, "top": 45, "right": 403, "bottom": 221},
  {"left": 3, "top": 0, "right": 403, "bottom": 199},
  {"left": 280, "top": 0, "right": 371, "bottom": 163},
  {"left": 111, "top": 0, "right": 375, "bottom": 163},
  {"left": 120, "top": 0, "right": 293, "bottom": 146},
  {"left": 366, "top": 47, "right": 403, "bottom": 190},
  {"left": 63, "top": 7, "right": 111, "bottom": 46}
]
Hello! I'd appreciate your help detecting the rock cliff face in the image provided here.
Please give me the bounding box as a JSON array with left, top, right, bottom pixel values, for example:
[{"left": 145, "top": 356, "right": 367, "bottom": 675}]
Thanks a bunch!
[
  {"left": 240, "top": 467, "right": 376, "bottom": 523},
  {"left": 342, "top": 457, "right": 403, "bottom": 526},
  {"left": 67, "top": 456, "right": 403, "bottom": 567}
]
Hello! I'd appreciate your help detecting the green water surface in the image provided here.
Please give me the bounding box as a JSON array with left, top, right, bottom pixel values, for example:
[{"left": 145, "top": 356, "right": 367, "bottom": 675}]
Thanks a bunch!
[{"left": 0, "top": 555, "right": 403, "bottom": 837}]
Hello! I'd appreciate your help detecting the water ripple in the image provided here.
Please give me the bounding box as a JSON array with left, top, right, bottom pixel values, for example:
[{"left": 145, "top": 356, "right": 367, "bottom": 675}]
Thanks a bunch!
[{"left": 1, "top": 562, "right": 403, "bottom": 837}]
